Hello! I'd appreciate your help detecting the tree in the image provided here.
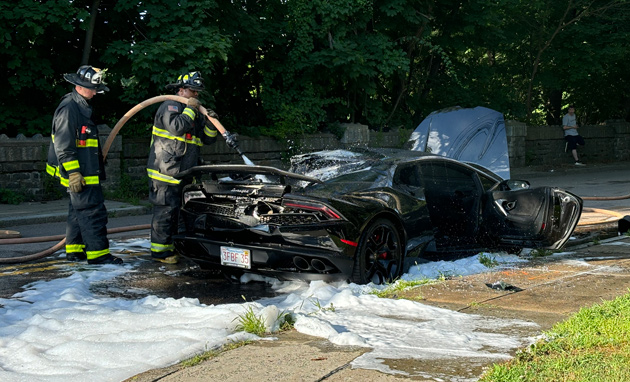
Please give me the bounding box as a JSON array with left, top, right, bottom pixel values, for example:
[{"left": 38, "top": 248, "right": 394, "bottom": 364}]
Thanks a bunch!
[
  {"left": 3, "top": 0, "right": 630, "bottom": 139},
  {"left": 519, "top": 0, "right": 629, "bottom": 121},
  {"left": 0, "top": 0, "right": 90, "bottom": 136}
]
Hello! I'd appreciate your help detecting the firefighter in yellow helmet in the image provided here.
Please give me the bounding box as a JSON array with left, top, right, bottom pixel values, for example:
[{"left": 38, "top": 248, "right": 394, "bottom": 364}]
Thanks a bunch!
[
  {"left": 46, "top": 65, "right": 123, "bottom": 264},
  {"left": 146, "top": 71, "right": 219, "bottom": 264}
]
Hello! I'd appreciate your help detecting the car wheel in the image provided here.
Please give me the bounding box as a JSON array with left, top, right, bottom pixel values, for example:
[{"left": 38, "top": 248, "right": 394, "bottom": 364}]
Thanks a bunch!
[{"left": 351, "top": 218, "right": 403, "bottom": 285}]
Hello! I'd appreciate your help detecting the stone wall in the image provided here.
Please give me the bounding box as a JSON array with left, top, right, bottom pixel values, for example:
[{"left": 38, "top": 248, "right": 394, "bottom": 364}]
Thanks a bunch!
[
  {"left": 0, "top": 123, "right": 403, "bottom": 198},
  {"left": 505, "top": 120, "right": 527, "bottom": 168},
  {"left": 0, "top": 127, "right": 123, "bottom": 198},
  {"left": 0, "top": 134, "right": 49, "bottom": 197},
  {"left": 514, "top": 120, "right": 630, "bottom": 166},
  {"left": 2, "top": 120, "right": 629, "bottom": 198}
]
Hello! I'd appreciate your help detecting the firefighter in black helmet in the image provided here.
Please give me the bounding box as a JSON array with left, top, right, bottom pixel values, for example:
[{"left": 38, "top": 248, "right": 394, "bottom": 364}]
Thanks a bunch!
[
  {"left": 146, "top": 71, "right": 219, "bottom": 264},
  {"left": 46, "top": 65, "right": 123, "bottom": 265}
]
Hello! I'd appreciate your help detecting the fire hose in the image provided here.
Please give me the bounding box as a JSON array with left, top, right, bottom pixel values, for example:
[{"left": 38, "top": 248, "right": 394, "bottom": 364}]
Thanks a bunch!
[
  {"left": 577, "top": 195, "right": 630, "bottom": 226},
  {"left": 0, "top": 95, "right": 242, "bottom": 264}
]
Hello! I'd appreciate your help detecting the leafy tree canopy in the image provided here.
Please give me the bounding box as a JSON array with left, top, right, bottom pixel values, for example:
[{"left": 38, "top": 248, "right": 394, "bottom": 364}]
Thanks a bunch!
[{"left": 1, "top": 0, "right": 629, "bottom": 138}]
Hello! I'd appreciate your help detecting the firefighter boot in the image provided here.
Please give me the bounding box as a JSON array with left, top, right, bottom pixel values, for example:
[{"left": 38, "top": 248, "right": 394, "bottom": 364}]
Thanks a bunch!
[
  {"left": 88, "top": 254, "right": 123, "bottom": 265},
  {"left": 152, "top": 254, "right": 180, "bottom": 264},
  {"left": 66, "top": 252, "right": 87, "bottom": 262}
]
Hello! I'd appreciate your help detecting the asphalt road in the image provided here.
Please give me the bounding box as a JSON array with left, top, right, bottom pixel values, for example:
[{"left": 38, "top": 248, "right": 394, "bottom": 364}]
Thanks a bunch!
[{"left": 0, "top": 213, "right": 279, "bottom": 303}]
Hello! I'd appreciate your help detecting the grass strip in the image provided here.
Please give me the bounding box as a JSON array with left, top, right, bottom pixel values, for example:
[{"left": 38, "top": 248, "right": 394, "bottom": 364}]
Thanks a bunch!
[{"left": 480, "top": 291, "right": 630, "bottom": 382}]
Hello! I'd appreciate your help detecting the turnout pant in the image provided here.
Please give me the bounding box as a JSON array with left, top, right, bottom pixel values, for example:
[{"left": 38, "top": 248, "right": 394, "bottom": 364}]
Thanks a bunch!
[
  {"left": 66, "top": 186, "right": 110, "bottom": 260},
  {"left": 149, "top": 180, "right": 182, "bottom": 259}
]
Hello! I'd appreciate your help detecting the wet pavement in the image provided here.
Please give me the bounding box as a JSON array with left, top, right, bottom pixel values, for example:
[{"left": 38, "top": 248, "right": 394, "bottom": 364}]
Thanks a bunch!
[{"left": 1, "top": 161, "right": 630, "bottom": 381}]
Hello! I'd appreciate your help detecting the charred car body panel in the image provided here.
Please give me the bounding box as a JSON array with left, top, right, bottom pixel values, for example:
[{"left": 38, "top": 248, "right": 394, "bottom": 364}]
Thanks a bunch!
[{"left": 173, "top": 150, "right": 582, "bottom": 283}]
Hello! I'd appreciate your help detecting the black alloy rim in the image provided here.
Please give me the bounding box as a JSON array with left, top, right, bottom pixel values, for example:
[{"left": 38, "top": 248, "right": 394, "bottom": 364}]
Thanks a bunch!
[{"left": 363, "top": 223, "right": 401, "bottom": 284}]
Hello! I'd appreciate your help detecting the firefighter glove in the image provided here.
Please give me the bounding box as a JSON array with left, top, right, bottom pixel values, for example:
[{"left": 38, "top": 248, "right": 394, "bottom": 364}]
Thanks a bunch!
[
  {"left": 223, "top": 131, "right": 239, "bottom": 150},
  {"left": 187, "top": 97, "right": 201, "bottom": 111},
  {"left": 68, "top": 172, "right": 86, "bottom": 193},
  {"left": 206, "top": 108, "right": 219, "bottom": 119}
]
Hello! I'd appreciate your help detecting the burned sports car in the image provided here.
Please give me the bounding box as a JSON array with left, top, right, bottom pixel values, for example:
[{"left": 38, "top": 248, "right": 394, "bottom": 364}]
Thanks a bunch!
[
  {"left": 173, "top": 107, "right": 582, "bottom": 284},
  {"left": 173, "top": 151, "right": 582, "bottom": 284}
]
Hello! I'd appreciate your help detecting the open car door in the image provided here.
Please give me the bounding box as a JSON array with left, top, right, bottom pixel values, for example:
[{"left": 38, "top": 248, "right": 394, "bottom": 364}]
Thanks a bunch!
[
  {"left": 418, "top": 160, "right": 484, "bottom": 251},
  {"left": 482, "top": 185, "right": 583, "bottom": 250}
]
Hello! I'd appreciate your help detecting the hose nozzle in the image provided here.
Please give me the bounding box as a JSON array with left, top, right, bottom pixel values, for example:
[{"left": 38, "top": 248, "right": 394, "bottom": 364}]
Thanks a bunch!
[{"left": 222, "top": 131, "right": 242, "bottom": 155}]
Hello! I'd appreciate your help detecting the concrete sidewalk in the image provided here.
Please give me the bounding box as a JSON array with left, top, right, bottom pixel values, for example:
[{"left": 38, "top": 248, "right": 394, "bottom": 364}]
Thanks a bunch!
[{"left": 125, "top": 234, "right": 630, "bottom": 382}]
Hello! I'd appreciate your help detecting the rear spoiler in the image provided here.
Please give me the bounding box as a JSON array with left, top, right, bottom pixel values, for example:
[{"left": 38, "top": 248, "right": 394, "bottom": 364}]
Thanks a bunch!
[{"left": 175, "top": 164, "right": 323, "bottom": 184}]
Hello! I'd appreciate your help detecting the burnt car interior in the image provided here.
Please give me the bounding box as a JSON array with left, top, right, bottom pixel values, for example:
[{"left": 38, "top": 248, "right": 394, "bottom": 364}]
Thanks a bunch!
[
  {"left": 419, "top": 161, "right": 482, "bottom": 246},
  {"left": 396, "top": 161, "right": 483, "bottom": 248}
]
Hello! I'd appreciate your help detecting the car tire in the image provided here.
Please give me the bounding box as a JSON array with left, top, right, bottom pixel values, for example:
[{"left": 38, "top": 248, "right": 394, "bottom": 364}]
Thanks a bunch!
[{"left": 351, "top": 218, "right": 403, "bottom": 285}]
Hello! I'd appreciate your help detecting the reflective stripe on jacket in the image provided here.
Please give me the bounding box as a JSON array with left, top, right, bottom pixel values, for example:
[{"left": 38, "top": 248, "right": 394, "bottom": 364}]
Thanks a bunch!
[
  {"left": 46, "top": 89, "right": 105, "bottom": 187},
  {"left": 146, "top": 99, "right": 217, "bottom": 185}
]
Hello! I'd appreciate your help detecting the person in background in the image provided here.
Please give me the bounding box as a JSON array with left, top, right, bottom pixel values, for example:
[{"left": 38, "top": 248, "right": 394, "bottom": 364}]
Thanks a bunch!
[
  {"left": 146, "top": 71, "right": 219, "bottom": 264},
  {"left": 562, "top": 105, "right": 586, "bottom": 166},
  {"left": 46, "top": 65, "right": 122, "bottom": 264}
]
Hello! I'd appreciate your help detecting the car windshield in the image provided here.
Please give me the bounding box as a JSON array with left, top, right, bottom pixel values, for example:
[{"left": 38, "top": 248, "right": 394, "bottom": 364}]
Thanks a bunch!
[{"left": 289, "top": 149, "right": 384, "bottom": 181}]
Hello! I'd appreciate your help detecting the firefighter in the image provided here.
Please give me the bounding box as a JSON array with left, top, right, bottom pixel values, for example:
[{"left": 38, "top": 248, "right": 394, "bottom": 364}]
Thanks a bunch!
[
  {"left": 46, "top": 65, "right": 123, "bottom": 265},
  {"left": 147, "top": 71, "right": 219, "bottom": 264}
]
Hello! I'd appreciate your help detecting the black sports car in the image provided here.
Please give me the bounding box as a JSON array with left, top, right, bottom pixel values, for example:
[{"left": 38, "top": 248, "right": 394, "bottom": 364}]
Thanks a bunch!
[{"left": 173, "top": 108, "right": 583, "bottom": 284}]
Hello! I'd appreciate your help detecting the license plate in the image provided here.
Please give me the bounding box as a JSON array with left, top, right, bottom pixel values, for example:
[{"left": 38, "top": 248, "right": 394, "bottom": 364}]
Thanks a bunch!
[{"left": 220, "top": 246, "right": 251, "bottom": 269}]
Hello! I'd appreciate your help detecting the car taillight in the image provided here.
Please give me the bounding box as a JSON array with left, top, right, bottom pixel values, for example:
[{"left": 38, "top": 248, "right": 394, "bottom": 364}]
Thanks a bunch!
[
  {"left": 340, "top": 239, "right": 358, "bottom": 247},
  {"left": 184, "top": 190, "right": 206, "bottom": 204},
  {"left": 283, "top": 201, "right": 342, "bottom": 220}
]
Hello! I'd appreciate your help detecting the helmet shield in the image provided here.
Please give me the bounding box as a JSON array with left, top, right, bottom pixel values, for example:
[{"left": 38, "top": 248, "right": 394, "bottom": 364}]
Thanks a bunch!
[
  {"left": 63, "top": 65, "right": 109, "bottom": 92},
  {"left": 165, "top": 71, "right": 205, "bottom": 92}
]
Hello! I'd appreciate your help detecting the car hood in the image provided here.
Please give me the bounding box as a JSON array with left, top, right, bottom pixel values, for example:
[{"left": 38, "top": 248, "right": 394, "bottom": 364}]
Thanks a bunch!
[{"left": 407, "top": 106, "right": 510, "bottom": 179}]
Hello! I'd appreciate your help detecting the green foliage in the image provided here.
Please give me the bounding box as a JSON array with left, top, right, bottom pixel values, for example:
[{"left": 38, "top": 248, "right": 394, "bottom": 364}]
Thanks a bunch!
[
  {"left": 180, "top": 340, "right": 252, "bottom": 368},
  {"left": 42, "top": 172, "right": 65, "bottom": 201},
  {"left": 2, "top": 0, "right": 630, "bottom": 139},
  {"left": 278, "top": 311, "right": 295, "bottom": 332},
  {"left": 370, "top": 278, "right": 438, "bottom": 299},
  {"left": 325, "top": 122, "right": 347, "bottom": 140},
  {"left": 397, "top": 128, "right": 413, "bottom": 148},
  {"left": 233, "top": 296, "right": 294, "bottom": 336},
  {"left": 529, "top": 248, "right": 554, "bottom": 258},
  {"left": 234, "top": 304, "right": 267, "bottom": 336},
  {"left": 306, "top": 297, "right": 336, "bottom": 314},
  {"left": 180, "top": 348, "right": 220, "bottom": 368},
  {"left": 479, "top": 253, "right": 499, "bottom": 268},
  {"left": 480, "top": 292, "right": 630, "bottom": 382},
  {"left": 102, "top": 0, "right": 230, "bottom": 104},
  {"left": 0, "top": 0, "right": 88, "bottom": 136},
  {"left": 0, "top": 188, "right": 26, "bottom": 205}
]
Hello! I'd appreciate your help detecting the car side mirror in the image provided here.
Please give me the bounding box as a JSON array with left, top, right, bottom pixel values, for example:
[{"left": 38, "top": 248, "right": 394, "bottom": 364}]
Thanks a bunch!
[{"left": 499, "top": 179, "right": 530, "bottom": 191}]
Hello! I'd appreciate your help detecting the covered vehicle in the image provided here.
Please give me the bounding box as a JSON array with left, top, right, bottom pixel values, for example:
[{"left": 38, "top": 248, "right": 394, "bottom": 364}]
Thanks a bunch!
[
  {"left": 407, "top": 106, "right": 510, "bottom": 179},
  {"left": 172, "top": 147, "right": 582, "bottom": 284}
]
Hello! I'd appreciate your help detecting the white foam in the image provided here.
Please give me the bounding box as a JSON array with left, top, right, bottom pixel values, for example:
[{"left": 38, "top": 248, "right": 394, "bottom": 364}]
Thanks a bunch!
[{"left": 0, "top": 239, "right": 536, "bottom": 381}]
